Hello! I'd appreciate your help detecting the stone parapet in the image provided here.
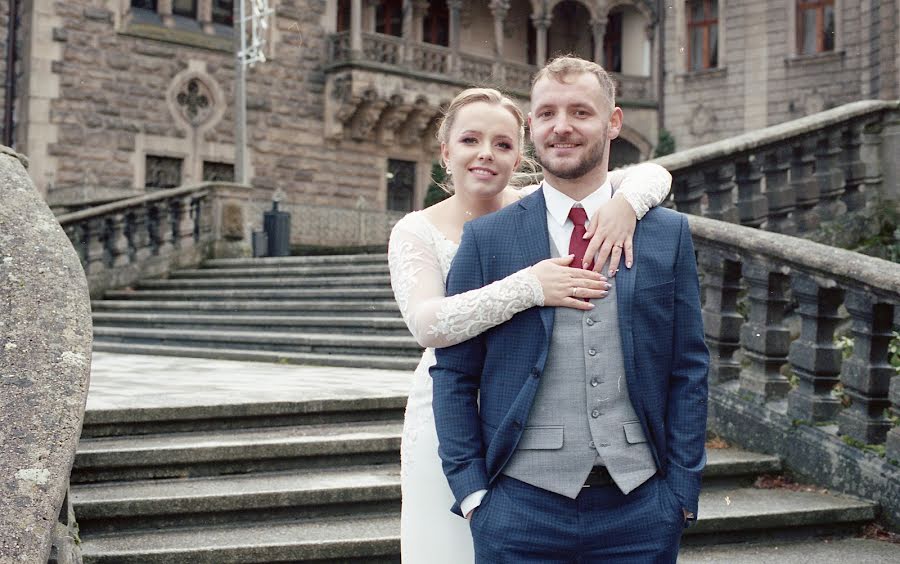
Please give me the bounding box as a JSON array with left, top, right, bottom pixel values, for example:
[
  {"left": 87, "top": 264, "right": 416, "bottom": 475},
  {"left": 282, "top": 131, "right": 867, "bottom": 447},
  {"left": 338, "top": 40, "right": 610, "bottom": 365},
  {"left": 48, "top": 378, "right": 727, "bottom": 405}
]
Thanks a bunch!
[{"left": 0, "top": 146, "right": 90, "bottom": 563}]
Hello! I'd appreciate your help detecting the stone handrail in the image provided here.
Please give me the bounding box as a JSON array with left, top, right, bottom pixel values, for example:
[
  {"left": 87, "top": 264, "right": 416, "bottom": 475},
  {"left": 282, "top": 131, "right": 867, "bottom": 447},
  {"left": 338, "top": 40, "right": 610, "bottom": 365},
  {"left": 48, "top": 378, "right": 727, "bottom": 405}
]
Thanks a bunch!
[
  {"left": 654, "top": 100, "right": 900, "bottom": 239},
  {"left": 0, "top": 147, "right": 90, "bottom": 562},
  {"left": 58, "top": 182, "right": 273, "bottom": 297},
  {"left": 691, "top": 212, "right": 900, "bottom": 526}
]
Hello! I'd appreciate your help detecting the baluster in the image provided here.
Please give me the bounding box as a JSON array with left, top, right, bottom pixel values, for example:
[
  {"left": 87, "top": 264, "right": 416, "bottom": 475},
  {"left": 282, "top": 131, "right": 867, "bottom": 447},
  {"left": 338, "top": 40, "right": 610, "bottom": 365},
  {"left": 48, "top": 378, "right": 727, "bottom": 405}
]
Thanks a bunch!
[
  {"left": 761, "top": 146, "right": 795, "bottom": 235},
  {"left": 837, "top": 291, "right": 895, "bottom": 444},
  {"left": 173, "top": 196, "right": 197, "bottom": 249},
  {"left": 147, "top": 204, "right": 161, "bottom": 256},
  {"left": 699, "top": 250, "right": 743, "bottom": 384},
  {"left": 787, "top": 274, "right": 845, "bottom": 422},
  {"left": 791, "top": 137, "right": 820, "bottom": 233},
  {"left": 860, "top": 117, "right": 885, "bottom": 207},
  {"left": 672, "top": 171, "right": 704, "bottom": 215},
  {"left": 132, "top": 207, "right": 152, "bottom": 263},
  {"left": 735, "top": 155, "right": 767, "bottom": 228},
  {"left": 86, "top": 218, "right": 106, "bottom": 274},
  {"left": 123, "top": 211, "right": 137, "bottom": 263},
  {"left": 886, "top": 309, "right": 900, "bottom": 462},
  {"left": 814, "top": 129, "right": 847, "bottom": 222},
  {"left": 841, "top": 123, "right": 867, "bottom": 213},
  {"left": 103, "top": 214, "right": 129, "bottom": 268},
  {"left": 704, "top": 162, "right": 738, "bottom": 223},
  {"left": 64, "top": 223, "right": 87, "bottom": 271},
  {"left": 739, "top": 261, "right": 792, "bottom": 401},
  {"left": 157, "top": 200, "right": 174, "bottom": 256}
]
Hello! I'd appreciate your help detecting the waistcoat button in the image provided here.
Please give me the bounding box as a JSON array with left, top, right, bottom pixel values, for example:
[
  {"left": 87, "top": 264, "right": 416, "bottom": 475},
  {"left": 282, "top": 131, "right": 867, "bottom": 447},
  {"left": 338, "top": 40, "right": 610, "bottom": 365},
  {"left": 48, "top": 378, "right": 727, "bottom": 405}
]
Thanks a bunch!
[
  {"left": 591, "top": 409, "right": 600, "bottom": 418},
  {"left": 590, "top": 378, "right": 599, "bottom": 387},
  {"left": 588, "top": 348, "right": 597, "bottom": 356}
]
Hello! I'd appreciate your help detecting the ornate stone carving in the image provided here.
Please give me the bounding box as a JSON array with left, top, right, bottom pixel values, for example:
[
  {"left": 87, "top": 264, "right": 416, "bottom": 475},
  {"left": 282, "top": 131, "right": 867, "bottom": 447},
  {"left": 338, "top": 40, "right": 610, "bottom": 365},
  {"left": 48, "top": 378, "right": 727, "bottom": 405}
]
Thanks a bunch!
[{"left": 175, "top": 78, "right": 214, "bottom": 126}]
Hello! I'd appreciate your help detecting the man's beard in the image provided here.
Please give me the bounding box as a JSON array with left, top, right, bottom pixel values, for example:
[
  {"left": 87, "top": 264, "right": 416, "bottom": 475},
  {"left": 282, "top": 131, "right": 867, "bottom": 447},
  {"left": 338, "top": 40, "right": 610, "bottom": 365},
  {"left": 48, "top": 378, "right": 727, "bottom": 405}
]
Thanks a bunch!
[{"left": 535, "top": 130, "right": 607, "bottom": 180}]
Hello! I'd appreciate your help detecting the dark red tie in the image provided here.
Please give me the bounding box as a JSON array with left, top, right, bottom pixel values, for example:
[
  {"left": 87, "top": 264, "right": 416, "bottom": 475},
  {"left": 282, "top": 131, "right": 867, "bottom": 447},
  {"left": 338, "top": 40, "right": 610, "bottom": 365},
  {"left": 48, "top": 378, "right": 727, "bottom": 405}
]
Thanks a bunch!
[{"left": 568, "top": 206, "right": 593, "bottom": 271}]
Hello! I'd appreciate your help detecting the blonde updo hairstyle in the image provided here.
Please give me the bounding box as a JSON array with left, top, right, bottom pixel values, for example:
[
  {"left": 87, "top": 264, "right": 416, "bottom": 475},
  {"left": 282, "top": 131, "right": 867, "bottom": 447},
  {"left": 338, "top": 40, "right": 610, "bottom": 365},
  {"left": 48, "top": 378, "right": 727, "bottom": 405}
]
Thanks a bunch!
[{"left": 435, "top": 87, "right": 537, "bottom": 193}]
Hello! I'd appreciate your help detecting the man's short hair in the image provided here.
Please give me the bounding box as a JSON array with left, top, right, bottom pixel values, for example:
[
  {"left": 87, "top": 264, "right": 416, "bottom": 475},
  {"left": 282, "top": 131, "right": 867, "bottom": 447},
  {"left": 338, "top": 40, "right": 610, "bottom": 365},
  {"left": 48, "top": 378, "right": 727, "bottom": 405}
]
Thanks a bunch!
[{"left": 531, "top": 55, "right": 617, "bottom": 108}]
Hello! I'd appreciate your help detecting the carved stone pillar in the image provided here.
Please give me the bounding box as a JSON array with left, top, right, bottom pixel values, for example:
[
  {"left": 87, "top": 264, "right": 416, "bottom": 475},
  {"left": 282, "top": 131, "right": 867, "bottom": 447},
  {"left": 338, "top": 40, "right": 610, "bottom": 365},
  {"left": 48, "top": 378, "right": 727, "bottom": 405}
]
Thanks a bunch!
[
  {"left": 86, "top": 219, "right": 107, "bottom": 275},
  {"left": 699, "top": 250, "right": 743, "bottom": 384},
  {"left": 837, "top": 291, "right": 895, "bottom": 444},
  {"left": 591, "top": 17, "right": 607, "bottom": 64},
  {"left": 198, "top": 0, "right": 214, "bottom": 34},
  {"left": 790, "top": 136, "right": 820, "bottom": 233},
  {"left": 158, "top": 0, "right": 175, "bottom": 28},
  {"left": 735, "top": 156, "right": 767, "bottom": 228},
  {"left": 532, "top": 13, "right": 551, "bottom": 67},
  {"left": 704, "top": 162, "right": 739, "bottom": 223},
  {"left": 787, "top": 274, "right": 845, "bottom": 422},
  {"left": 489, "top": 0, "right": 510, "bottom": 58},
  {"left": 402, "top": 0, "right": 414, "bottom": 41},
  {"left": 448, "top": 0, "right": 463, "bottom": 75},
  {"left": 887, "top": 356, "right": 900, "bottom": 462},
  {"left": 350, "top": 0, "right": 363, "bottom": 55},
  {"left": 814, "top": 129, "right": 847, "bottom": 222},
  {"left": 107, "top": 213, "right": 130, "bottom": 268},
  {"left": 761, "top": 146, "right": 795, "bottom": 235},
  {"left": 739, "top": 262, "right": 792, "bottom": 402},
  {"left": 841, "top": 123, "right": 867, "bottom": 212}
]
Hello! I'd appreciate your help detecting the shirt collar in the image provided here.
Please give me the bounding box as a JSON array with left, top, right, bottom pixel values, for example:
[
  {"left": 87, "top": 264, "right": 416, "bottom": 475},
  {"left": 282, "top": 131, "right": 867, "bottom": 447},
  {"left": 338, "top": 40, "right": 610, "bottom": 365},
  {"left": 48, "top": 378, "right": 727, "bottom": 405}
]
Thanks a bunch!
[{"left": 542, "top": 179, "right": 612, "bottom": 227}]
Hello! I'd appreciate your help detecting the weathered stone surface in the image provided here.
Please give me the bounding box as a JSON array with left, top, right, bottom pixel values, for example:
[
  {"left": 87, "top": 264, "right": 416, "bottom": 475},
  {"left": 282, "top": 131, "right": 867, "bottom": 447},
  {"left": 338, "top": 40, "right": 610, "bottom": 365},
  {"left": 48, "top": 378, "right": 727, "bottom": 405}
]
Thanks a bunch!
[{"left": 0, "top": 147, "right": 91, "bottom": 562}]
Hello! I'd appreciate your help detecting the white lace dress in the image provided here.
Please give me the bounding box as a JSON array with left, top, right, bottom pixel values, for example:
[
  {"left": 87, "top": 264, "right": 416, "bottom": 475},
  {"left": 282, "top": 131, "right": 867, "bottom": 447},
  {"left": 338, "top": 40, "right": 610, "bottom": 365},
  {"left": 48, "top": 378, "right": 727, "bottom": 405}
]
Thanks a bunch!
[{"left": 388, "top": 172, "right": 670, "bottom": 564}]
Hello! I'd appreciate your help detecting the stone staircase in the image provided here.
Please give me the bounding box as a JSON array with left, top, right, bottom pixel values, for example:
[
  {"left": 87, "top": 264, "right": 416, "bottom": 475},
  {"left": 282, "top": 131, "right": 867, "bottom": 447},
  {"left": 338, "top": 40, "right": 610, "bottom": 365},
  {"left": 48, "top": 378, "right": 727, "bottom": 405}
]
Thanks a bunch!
[
  {"left": 79, "top": 255, "right": 900, "bottom": 562},
  {"left": 72, "top": 391, "right": 894, "bottom": 563},
  {"left": 91, "top": 255, "right": 421, "bottom": 371}
]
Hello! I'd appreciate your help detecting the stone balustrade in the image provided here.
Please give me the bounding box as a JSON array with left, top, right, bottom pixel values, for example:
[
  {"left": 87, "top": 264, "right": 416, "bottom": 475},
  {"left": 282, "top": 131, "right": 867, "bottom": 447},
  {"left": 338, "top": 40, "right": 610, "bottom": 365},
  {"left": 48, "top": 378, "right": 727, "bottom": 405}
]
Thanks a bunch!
[
  {"left": 57, "top": 182, "right": 274, "bottom": 298},
  {"left": 656, "top": 100, "right": 900, "bottom": 243},
  {"left": 326, "top": 31, "right": 653, "bottom": 101},
  {"left": 1, "top": 147, "right": 90, "bottom": 563}
]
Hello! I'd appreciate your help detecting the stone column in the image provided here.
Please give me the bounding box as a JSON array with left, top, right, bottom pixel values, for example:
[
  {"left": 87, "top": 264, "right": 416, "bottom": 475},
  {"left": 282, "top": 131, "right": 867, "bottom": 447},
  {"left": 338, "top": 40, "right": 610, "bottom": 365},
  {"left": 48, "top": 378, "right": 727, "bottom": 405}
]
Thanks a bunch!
[
  {"left": 532, "top": 13, "right": 551, "bottom": 67},
  {"left": 591, "top": 17, "right": 607, "bottom": 64},
  {"left": 198, "top": 0, "right": 214, "bottom": 34},
  {"left": 786, "top": 275, "right": 845, "bottom": 423},
  {"left": 402, "top": 0, "right": 414, "bottom": 41},
  {"left": 158, "top": 0, "right": 175, "bottom": 28},
  {"left": 350, "top": 0, "right": 363, "bottom": 55},
  {"left": 739, "top": 261, "right": 792, "bottom": 402},
  {"left": 489, "top": 0, "right": 510, "bottom": 58},
  {"left": 448, "top": 0, "right": 463, "bottom": 74}
]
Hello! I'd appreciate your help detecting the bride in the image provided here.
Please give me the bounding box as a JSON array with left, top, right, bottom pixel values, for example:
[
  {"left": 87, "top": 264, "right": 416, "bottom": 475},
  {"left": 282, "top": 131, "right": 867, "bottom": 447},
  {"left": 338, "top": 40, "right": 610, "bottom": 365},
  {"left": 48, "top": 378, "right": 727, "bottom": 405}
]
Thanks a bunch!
[{"left": 388, "top": 87, "right": 671, "bottom": 562}]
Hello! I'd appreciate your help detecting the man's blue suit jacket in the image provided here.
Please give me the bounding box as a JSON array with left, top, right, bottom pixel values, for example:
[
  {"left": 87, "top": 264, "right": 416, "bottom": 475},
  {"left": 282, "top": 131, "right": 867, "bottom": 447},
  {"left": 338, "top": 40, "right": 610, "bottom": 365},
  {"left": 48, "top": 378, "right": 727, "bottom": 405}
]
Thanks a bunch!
[{"left": 430, "top": 187, "right": 710, "bottom": 519}]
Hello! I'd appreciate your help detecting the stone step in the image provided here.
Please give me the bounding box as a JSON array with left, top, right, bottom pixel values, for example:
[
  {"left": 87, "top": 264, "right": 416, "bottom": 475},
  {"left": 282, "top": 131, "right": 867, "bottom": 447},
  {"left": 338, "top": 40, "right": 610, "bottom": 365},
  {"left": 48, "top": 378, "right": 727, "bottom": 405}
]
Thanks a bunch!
[
  {"left": 72, "top": 464, "right": 402, "bottom": 535},
  {"left": 80, "top": 513, "right": 401, "bottom": 564},
  {"left": 73, "top": 420, "right": 404, "bottom": 483},
  {"left": 90, "top": 342, "right": 419, "bottom": 371},
  {"left": 679, "top": 538, "right": 900, "bottom": 563},
  {"left": 203, "top": 254, "right": 389, "bottom": 268},
  {"left": 103, "top": 287, "right": 395, "bottom": 301},
  {"left": 137, "top": 274, "right": 392, "bottom": 290},
  {"left": 92, "top": 327, "right": 422, "bottom": 357},
  {"left": 91, "top": 312, "right": 411, "bottom": 335},
  {"left": 171, "top": 264, "right": 390, "bottom": 279},
  {"left": 91, "top": 299, "right": 400, "bottom": 316},
  {"left": 82, "top": 396, "right": 408, "bottom": 438},
  {"left": 77, "top": 485, "right": 878, "bottom": 563},
  {"left": 72, "top": 450, "right": 776, "bottom": 535}
]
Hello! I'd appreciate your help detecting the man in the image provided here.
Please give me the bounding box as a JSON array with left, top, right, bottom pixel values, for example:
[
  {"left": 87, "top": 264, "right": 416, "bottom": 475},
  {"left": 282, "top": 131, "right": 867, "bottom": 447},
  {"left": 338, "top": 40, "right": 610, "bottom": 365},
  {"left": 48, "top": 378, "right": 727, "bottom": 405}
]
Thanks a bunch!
[{"left": 430, "top": 56, "right": 709, "bottom": 562}]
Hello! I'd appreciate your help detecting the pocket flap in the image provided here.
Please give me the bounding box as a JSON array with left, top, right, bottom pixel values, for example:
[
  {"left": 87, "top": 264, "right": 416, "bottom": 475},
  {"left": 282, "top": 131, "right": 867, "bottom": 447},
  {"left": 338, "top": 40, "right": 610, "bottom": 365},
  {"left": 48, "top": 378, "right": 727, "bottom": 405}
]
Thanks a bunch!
[
  {"left": 623, "top": 421, "right": 648, "bottom": 444},
  {"left": 517, "top": 426, "right": 564, "bottom": 450}
]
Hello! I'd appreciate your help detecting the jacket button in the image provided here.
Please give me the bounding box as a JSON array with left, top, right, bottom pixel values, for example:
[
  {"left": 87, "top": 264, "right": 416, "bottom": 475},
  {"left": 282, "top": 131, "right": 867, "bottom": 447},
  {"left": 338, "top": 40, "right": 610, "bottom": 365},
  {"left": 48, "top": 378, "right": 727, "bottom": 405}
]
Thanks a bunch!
[
  {"left": 531, "top": 368, "right": 540, "bottom": 379},
  {"left": 512, "top": 421, "right": 522, "bottom": 430}
]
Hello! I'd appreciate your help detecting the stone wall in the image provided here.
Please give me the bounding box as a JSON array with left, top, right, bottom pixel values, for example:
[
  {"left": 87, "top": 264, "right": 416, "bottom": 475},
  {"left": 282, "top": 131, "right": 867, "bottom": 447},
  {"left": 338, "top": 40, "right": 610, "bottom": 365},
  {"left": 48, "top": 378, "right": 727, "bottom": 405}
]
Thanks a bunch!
[{"left": 663, "top": 0, "right": 899, "bottom": 149}]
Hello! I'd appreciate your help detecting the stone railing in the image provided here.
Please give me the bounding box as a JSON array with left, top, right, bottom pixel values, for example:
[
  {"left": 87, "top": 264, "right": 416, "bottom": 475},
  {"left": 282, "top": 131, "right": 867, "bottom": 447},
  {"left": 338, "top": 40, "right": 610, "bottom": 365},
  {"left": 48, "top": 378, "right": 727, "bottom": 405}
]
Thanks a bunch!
[
  {"left": 57, "top": 182, "right": 274, "bottom": 298},
  {"left": 655, "top": 100, "right": 900, "bottom": 244},
  {"left": 325, "top": 31, "right": 654, "bottom": 102},
  {"left": 692, "top": 214, "right": 900, "bottom": 527},
  {"left": 0, "top": 147, "right": 90, "bottom": 563}
]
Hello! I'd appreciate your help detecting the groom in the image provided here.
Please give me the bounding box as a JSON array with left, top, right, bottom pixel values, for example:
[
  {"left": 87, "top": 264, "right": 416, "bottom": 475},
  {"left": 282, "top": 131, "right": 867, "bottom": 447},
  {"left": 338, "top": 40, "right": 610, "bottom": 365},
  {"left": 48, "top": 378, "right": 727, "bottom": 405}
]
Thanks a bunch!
[{"left": 430, "top": 56, "right": 709, "bottom": 562}]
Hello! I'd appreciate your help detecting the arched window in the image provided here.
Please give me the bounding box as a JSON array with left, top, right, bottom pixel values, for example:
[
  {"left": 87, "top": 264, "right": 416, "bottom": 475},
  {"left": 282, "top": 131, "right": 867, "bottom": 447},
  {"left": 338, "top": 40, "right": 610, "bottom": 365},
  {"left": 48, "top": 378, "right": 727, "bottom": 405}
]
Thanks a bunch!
[
  {"left": 376, "top": 0, "right": 404, "bottom": 37},
  {"left": 423, "top": 0, "right": 449, "bottom": 46}
]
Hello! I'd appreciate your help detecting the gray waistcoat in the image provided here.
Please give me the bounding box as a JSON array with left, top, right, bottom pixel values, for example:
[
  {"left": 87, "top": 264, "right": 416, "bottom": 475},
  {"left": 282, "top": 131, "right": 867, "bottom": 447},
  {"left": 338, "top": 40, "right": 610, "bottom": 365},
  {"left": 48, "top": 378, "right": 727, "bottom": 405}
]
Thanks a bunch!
[{"left": 502, "top": 240, "right": 657, "bottom": 499}]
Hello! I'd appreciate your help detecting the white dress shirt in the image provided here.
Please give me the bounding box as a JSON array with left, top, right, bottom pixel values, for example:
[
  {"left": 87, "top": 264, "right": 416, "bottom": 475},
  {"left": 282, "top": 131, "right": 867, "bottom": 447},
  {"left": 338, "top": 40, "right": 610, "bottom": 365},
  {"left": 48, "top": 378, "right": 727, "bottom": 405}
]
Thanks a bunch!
[{"left": 459, "top": 179, "right": 613, "bottom": 518}]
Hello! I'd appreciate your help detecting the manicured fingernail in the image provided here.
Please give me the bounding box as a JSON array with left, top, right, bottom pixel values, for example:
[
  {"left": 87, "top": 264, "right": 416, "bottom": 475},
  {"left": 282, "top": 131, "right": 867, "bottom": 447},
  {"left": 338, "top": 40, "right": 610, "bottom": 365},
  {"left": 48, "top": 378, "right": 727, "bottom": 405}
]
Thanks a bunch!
[
  {"left": 587, "top": 303, "right": 595, "bottom": 308},
  {"left": 605, "top": 283, "right": 611, "bottom": 290},
  {"left": 626, "top": 261, "right": 632, "bottom": 268}
]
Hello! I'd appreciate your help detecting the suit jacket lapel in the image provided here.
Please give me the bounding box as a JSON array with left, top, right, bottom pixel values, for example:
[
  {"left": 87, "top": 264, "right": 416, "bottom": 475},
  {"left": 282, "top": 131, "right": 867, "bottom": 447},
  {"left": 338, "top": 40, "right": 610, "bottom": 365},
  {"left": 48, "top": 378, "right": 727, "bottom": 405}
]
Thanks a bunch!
[
  {"left": 516, "top": 187, "right": 554, "bottom": 341},
  {"left": 618, "top": 220, "right": 638, "bottom": 407}
]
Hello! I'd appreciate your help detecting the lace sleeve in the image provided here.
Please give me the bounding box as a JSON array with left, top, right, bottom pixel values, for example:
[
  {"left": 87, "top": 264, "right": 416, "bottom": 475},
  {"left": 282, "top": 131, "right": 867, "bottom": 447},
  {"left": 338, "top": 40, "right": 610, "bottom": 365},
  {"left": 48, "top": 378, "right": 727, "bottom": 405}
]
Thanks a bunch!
[
  {"left": 388, "top": 215, "right": 544, "bottom": 349},
  {"left": 608, "top": 162, "right": 672, "bottom": 220}
]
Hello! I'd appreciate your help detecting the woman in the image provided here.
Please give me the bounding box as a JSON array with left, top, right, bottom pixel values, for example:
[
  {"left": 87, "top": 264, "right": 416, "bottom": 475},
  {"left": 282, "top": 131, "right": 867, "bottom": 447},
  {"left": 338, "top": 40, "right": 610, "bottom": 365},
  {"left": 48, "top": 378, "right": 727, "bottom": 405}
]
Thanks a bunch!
[{"left": 388, "top": 88, "right": 671, "bottom": 563}]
